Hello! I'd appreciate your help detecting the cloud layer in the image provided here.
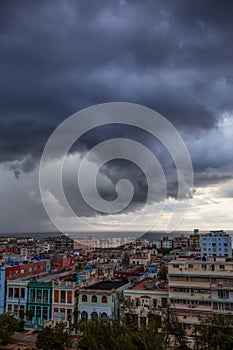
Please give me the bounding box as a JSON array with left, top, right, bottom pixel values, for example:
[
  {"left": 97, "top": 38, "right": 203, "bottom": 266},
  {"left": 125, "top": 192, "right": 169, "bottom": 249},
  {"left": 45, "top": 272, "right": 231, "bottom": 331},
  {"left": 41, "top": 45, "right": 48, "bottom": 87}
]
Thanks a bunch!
[{"left": 0, "top": 0, "right": 233, "bottom": 232}]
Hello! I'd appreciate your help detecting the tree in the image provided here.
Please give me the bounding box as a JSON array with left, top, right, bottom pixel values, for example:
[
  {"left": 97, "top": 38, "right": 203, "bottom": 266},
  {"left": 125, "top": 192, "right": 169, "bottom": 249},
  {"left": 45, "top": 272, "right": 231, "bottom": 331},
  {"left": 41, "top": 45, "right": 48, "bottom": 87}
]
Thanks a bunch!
[
  {"left": 162, "top": 307, "right": 190, "bottom": 350},
  {"left": 0, "top": 314, "right": 19, "bottom": 345},
  {"left": 36, "top": 322, "right": 72, "bottom": 350},
  {"left": 194, "top": 314, "right": 233, "bottom": 350},
  {"left": 157, "top": 263, "right": 168, "bottom": 282}
]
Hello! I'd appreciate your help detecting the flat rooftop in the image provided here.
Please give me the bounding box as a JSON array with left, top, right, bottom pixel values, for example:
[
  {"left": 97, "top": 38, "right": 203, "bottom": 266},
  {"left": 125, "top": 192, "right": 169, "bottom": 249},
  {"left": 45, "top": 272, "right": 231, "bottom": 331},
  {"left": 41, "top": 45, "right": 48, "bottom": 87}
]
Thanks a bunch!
[
  {"left": 84, "top": 280, "right": 128, "bottom": 291},
  {"left": 131, "top": 279, "right": 168, "bottom": 291}
]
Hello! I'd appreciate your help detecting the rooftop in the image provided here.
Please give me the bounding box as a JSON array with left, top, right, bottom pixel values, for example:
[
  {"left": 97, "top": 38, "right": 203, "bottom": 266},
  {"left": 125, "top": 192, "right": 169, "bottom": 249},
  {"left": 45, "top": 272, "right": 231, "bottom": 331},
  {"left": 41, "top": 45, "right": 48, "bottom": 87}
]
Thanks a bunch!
[
  {"left": 83, "top": 280, "right": 128, "bottom": 291},
  {"left": 131, "top": 279, "right": 168, "bottom": 291}
]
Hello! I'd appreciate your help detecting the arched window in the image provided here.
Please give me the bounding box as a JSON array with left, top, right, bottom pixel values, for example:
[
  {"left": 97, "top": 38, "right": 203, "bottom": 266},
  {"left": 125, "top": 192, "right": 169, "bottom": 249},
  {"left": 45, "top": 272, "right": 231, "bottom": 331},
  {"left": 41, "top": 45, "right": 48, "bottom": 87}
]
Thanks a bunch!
[
  {"left": 91, "top": 312, "right": 98, "bottom": 320},
  {"left": 82, "top": 295, "right": 87, "bottom": 302},
  {"left": 81, "top": 311, "right": 88, "bottom": 320},
  {"left": 92, "top": 295, "right": 97, "bottom": 303},
  {"left": 101, "top": 312, "right": 108, "bottom": 322},
  {"left": 102, "top": 296, "right": 107, "bottom": 303}
]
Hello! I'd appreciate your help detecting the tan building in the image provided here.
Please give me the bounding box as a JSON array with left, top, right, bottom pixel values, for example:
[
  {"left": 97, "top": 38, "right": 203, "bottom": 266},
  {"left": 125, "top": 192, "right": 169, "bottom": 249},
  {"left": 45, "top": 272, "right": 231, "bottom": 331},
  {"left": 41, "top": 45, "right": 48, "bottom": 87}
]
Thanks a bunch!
[
  {"left": 168, "top": 258, "right": 233, "bottom": 329},
  {"left": 52, "top": 279, "right": 79, "bottom": 324},
  {"left": 123, "top": 279, "right": 169, "bottom": 328}
]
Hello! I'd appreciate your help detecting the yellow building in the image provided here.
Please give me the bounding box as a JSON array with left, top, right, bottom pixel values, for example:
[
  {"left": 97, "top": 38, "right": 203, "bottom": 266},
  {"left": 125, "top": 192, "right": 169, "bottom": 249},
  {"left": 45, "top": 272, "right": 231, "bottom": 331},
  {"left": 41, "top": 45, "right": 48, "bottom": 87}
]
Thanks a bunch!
[{"left": 189, "top": 229, "right": 200, "bottom": 249}]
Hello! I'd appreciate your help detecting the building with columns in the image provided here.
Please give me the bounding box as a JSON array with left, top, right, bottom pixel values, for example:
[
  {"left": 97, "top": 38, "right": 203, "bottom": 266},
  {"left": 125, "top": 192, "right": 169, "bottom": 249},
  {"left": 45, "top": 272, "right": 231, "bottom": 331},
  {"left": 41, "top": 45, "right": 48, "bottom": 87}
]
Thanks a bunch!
[
  {"left": 5, "top": 279, "right": 28, "bottom": 317},
  {"left": 52, "top": 279, "right": 79, "bottom": 324}
]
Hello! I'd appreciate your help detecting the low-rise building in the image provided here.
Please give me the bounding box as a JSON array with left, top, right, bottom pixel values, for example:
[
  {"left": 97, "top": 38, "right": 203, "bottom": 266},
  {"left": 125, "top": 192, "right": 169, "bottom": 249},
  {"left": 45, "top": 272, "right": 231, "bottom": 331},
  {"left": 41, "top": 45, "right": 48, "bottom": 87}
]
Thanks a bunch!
[
  {"left": 123, "top": 279, "right": 169, "bottom": 328},
  {"left": 6, "top": 279, "right": 29, "bottom": 317},
  {"left": 52, "top": 279, "right": 79, "bottom": 323},
  {"left": 26, "top": 278, "right": 52, "bottom": 328},
  {"left": 0, "top": 267, "right": 5, "bottom": 314},
  {"left": 78, "top": 280, "right": 129, "bottom": 321}
]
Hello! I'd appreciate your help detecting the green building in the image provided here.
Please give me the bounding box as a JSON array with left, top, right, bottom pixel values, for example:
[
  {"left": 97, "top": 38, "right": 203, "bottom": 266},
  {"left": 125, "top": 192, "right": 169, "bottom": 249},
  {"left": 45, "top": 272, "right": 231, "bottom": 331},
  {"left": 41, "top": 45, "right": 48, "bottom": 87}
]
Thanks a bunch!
[{"left": 26, "top": 279, "right": 52, "bottom": 328}]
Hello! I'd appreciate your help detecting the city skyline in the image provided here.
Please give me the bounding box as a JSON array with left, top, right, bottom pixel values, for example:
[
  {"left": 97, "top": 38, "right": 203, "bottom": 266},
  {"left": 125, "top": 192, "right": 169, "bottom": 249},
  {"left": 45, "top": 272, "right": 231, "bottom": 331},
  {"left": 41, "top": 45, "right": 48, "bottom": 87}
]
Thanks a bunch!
[{"left": 0, "top": 1, "right": 233, "bottom": 232}]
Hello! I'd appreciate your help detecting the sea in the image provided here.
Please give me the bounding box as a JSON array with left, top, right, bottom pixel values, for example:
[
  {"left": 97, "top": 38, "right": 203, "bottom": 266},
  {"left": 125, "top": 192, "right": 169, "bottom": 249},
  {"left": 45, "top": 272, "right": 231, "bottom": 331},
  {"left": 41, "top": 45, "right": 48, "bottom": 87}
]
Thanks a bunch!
[{"left": 1, "top": 230, "right": 233, "bottom": 243}]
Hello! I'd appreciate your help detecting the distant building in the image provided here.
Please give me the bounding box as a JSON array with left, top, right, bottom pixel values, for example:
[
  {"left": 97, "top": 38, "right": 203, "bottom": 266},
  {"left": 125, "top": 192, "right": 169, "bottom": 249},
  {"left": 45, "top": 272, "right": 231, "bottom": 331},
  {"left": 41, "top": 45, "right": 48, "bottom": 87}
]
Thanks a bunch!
[
  {"left": 189, "top": 229, "right": 200, "bottom": 249},
  {"left": 172, "top": 235, "right": 189, "bottom": 249},
  {"left": 161, "top": 237, "right": 173, "bottom": 249},
  {"left": 200, "top": 230, "right": 232, "bottom": 258},
  {"left": 114, "top": 265, "right": 144, "bottom": 281}
]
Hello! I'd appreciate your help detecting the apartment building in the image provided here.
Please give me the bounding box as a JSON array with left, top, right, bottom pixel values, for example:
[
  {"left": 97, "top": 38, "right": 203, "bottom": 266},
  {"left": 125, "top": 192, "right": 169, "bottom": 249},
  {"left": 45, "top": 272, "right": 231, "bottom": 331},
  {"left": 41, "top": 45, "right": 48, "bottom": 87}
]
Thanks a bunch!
[
  {"left": 168, "top": 258, "right": 233, "bottom": 328},
  {"left": 200, "top": 230, "right": 232, "bottom": 258},
  {"left": 172, "top": 235, "right": 189, "bottom": 249}
]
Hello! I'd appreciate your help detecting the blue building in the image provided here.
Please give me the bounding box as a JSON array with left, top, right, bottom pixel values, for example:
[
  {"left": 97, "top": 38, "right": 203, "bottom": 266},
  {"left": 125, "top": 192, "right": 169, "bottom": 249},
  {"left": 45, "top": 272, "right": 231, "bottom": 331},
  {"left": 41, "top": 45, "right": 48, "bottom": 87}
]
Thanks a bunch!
[
  {"left": 0, "top": 267, "right": 5, "bottom": 314},
  {"left": 200, "top": 230, "right": 232, "bottom": 258},
  {"left": 147, "top": 263, "right": 158, "bottom": 277},
  {"left": 6, "top": 279, "right": 29, "bottom": 318}
]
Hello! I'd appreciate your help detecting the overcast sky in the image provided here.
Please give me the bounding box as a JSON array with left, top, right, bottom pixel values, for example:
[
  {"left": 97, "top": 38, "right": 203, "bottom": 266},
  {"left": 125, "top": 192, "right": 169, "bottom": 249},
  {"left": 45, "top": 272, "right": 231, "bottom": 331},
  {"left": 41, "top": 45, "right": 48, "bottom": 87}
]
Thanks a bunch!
[{"left": 0, "top": 0, "right": 233, "bottom": 233}]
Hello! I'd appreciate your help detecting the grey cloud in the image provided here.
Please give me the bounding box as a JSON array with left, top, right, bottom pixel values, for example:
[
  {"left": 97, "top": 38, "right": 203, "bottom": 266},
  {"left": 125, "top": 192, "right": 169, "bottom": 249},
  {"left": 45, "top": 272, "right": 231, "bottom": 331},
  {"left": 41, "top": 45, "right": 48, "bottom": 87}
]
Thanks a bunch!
[{"left": 0, "top": 0, "right": 233, "bottom": 230}]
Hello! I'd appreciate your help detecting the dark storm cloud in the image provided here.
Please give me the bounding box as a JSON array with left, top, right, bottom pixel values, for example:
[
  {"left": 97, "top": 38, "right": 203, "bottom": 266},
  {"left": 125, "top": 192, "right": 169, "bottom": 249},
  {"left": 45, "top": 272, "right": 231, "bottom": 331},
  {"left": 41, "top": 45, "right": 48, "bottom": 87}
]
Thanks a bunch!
[{"left": 0, "top": 0, "right": 233, "bottom": 227}]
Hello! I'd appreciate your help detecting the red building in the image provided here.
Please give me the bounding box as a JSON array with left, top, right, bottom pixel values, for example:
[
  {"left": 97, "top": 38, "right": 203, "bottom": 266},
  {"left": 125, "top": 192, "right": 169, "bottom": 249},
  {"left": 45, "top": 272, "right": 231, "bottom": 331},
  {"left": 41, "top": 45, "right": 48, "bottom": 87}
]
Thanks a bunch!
[
  {"left": 114, "top": 265, "right": 144, "bottom": 281},
  {"left": 50, "top": 257, "right": 75, "bottom": 272},
  {"left": 5, "top": 260, "right": 47, "bottom": 280}
]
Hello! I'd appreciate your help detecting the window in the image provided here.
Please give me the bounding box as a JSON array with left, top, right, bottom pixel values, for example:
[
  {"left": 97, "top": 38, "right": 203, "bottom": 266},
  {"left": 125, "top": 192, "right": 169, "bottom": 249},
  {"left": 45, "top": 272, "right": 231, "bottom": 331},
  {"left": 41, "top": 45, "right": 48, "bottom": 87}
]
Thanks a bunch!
[
  {"left": 60, "top": 290, "right": 66, "bottom": 303},
  {"left": 218, "top": 290, "right": 229, "bottom": 300},
  {"left": 188, "top": 264, "right": 193, "bottom": 269},
  {"left": 92, "top": 295, "right": 97, "bottom": 303},
  {"left": 8, "top": 288, "right": 13, "bottom": 297},
  {"left": 161, "top": 298, "right": 167, "bottom": 308},
  {"left": 102, "top": 296, "right": 107, "bottom": 303},
  {"left": 91, "top": 311, "right": 98, "bottom": 320},
  {"left": 82, "top": 295, "right": 87, "bottom": 302},
  {"left": 81, "top": 311, "right": 88, "bottom": 320},
  {"left": 20, "top": 288, "right": 25, "bottom": 299},
  {"left": 101, "top": 312, "right": 108, "bottom": 322},
  {"left": 54, "top": 290, "right": 59, "bottom": 303},
  {"left": 43, "top": 307, "right": 48, "bottom": 320},
  {"left": 67, "top": 291, "right": 72, "bottom": 304},
  {"left": 219, "top": 265, "right": 225, "bottom": 270},
  {"left": 173, "top": 264, "right": 179, "bottom": 268}
]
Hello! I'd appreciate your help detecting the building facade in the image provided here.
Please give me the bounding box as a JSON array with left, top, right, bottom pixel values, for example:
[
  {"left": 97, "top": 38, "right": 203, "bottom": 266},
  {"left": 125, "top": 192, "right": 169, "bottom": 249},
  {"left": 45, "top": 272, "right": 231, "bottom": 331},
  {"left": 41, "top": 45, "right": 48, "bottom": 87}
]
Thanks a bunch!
[
  {"left": 200, "top": 231, "right": 232, "bottom": 258},
  {"left": 27, "top": 280, "right": 52, "bottom": 328},
  {"left": 168, "top": 258, "right": 233, "bottom": 329},
  {"left": 123, "top": 279, "right": 169, "bottom": 328},
  {"left": 78, "top": 281, "right": 129, "bottom": 321},
  {"left": 6, "top": 279, "right": 28, "bottom": 318},
  {"left": 0, "top": 267, "right": 5, "bottom": 314},
  {"left": 52, "top": 280, "right": 78, "bottom": 323}
]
